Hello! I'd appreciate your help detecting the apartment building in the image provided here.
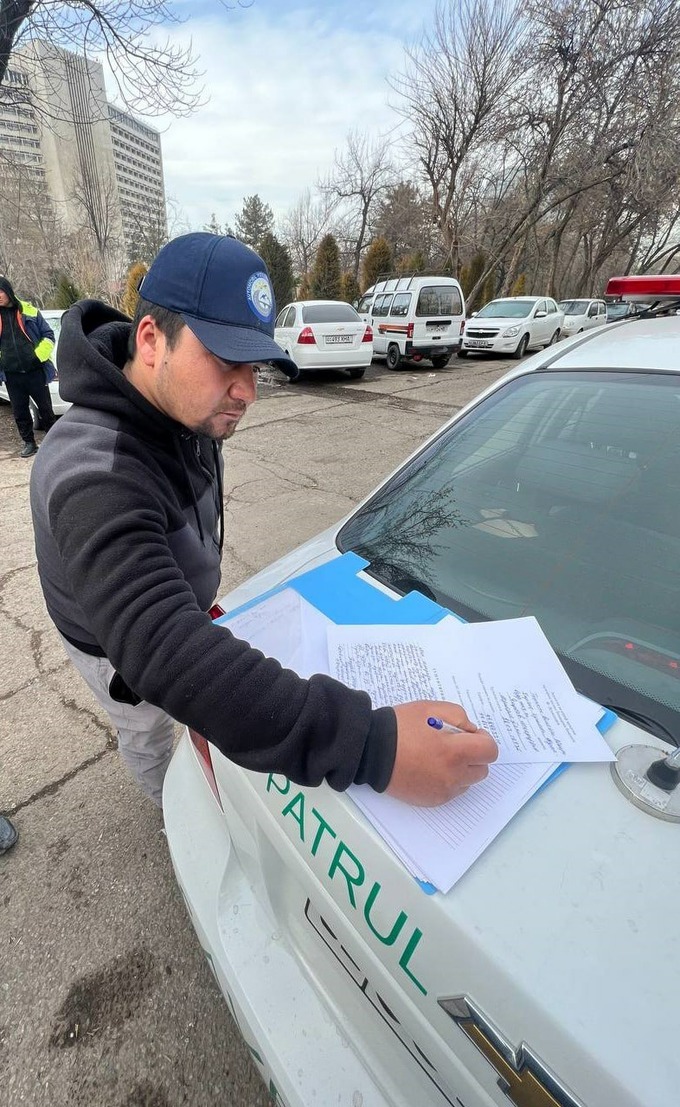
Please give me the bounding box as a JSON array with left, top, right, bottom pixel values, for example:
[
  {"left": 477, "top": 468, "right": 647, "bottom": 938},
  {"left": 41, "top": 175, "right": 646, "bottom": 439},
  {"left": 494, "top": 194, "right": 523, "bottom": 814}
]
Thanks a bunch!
[
  {"left": 0, "top": 66, "right": 45, "bottom": 180},
  {"left": 109, "top": 104, "right": 166, "bottom": 253},
  {"left": 0, "top": 42, "right": 166, "bottom": 260}
]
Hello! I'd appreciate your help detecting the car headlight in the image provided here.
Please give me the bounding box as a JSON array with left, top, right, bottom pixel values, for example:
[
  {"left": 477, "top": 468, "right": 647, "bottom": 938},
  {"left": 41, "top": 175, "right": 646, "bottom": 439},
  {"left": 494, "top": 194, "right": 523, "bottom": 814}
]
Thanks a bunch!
[{"left": 502, "top": 326, "right": 521, "bottom": 337}]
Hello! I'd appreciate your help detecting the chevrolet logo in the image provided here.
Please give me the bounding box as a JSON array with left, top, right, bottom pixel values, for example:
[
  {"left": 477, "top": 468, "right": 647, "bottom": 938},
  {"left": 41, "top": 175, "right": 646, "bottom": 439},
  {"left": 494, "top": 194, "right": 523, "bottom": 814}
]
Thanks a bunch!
[{"left": 438, "top": 996, "right": 584, "bottom": 1107}]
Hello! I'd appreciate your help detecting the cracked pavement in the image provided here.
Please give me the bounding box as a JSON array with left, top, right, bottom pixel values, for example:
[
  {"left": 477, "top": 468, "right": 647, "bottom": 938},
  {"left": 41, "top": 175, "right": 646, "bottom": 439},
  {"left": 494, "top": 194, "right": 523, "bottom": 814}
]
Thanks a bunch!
[{"left": 0, "top": 355, "right": 511, "bottom": 1106}]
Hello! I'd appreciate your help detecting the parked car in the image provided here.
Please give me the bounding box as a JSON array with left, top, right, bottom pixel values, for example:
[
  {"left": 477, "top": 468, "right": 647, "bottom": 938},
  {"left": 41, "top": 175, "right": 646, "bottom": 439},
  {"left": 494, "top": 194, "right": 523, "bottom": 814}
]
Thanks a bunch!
[
  {"left": 274, "top": 300, "right": 372, "bottom": 379},
  {"left": 605, "top": 300, "right": 640, "bottom": 323},
  {"left": 459, "top": 296, "right": 564, "bottom": 357},
  {"left": 164, "top": 275, "right": 680, "bottom": 1107},
  {"left": 557, "top": 297, "right": 607, "bottom": 335},
  {"left": 0, "top": 308, "right": 69, "bottom": 426},
  {"left": 358, "top": 274, "right": 465, "bottom": 370}
]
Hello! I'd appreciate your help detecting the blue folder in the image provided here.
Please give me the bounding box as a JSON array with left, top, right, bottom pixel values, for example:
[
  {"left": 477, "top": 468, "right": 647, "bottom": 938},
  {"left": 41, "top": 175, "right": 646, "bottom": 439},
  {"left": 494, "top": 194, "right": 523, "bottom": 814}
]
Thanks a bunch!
[{"left": 217, "top": 551, "right": 618, "bottom": 893}]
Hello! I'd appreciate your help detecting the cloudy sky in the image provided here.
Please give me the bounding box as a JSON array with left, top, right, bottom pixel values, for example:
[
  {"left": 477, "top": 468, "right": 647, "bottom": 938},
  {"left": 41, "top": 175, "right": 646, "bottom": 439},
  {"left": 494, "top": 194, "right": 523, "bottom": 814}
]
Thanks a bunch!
[{"left": 136, "top": 0, "right": 437, "bottom": 232}]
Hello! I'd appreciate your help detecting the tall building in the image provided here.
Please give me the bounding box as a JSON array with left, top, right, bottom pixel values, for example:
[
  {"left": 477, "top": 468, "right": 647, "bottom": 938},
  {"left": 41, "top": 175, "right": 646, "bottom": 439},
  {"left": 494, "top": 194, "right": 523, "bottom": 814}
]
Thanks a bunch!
[
  {"left": 109, "top": 105, "right": 166, "bottom": 256},
  {"left": 0, "top": 42, "right": 166, "bottom": 264},
  {"left": 0, "top": 67, "right": 44, "bottom": 181}
]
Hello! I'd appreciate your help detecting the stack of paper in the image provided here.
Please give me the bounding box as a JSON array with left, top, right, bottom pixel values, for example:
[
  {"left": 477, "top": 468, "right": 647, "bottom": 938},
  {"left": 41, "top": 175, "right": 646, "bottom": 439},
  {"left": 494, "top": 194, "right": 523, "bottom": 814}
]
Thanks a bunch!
[{"left": 220, "top": 588, "right": 615, "bottom": 893}]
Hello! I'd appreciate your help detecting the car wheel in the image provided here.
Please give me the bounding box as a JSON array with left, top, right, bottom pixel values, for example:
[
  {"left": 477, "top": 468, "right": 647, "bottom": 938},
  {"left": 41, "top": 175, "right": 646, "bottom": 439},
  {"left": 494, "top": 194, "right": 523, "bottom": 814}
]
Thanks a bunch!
[
  {"left": 386, "top": 344, "right": 401, "bottom": 371},
  {"left": 347, "top": 368, "right": 365, "bottom": 379},
  {"left": 548, "top": 329, "right": 561, "bottom": 346},
  {"left": 513, "top": 334, "right": 529, "bottom": 359},
  {"left": 431, "top": 354, "right": 450, "bottom": 369},
  {"left": 457, "top": 348, "right": 468, "bottom": 358}
]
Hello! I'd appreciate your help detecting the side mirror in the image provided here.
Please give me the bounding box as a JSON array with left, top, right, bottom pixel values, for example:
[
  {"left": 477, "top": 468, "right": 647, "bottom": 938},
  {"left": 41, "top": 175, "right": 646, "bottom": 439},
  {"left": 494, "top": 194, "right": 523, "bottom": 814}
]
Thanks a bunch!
[
  {"left": 470, "top": 310, "right": 478, "bottom": 317},
  {"left": 535, "top": 310, "right": 547, "bottom": 318}
]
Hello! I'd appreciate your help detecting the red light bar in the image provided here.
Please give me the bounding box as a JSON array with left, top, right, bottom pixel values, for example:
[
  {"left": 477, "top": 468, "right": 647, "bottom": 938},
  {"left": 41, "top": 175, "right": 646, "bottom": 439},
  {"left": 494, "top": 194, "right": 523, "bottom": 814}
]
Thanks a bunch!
[{"left": 605, "top": 274, "right": 680, "bottom": 301}]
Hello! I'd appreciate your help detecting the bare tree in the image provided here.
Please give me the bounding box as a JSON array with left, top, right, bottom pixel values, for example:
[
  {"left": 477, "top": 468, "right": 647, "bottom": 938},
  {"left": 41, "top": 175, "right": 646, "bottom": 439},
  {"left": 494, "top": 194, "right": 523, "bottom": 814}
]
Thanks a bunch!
[
  {"left": 0, "top": 149, "right": 65, "bottom": 302},
  {"left": 0, "top": 1, "right": 253, "bottom": 120},
  {"left": 391, "top": 0, "right": 526, "bottom": 275},
  {"left": 125, "top": 196, "right": 170, "bottom": 266},
  {"left": 70, "top": 162, "right": 124, "bottom": 289},
  {"left": 467, "top": 0, "right": 680, "bottom": 299},
  {"left": 393, "top": 0, "right": 680, "bottom": 301},
  {"left": 319, "top": 130, "right": 395, "bottom": 281},
  {"left": 279, "top": 188, "right": 334, "bottom": 279}
]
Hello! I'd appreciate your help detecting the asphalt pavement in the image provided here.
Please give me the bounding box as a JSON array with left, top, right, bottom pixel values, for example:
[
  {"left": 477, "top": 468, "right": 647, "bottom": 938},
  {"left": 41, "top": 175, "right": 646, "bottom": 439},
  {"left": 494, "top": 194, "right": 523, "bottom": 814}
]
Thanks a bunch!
[{"left": 0, "top": 353, "right": 512, "bottom": 1107}]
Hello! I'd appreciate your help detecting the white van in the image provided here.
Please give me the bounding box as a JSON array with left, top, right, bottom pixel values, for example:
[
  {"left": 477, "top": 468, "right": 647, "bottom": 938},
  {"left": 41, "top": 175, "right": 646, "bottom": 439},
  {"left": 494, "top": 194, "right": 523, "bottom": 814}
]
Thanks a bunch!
[{"left": 357, "top": 274, "right": 465, "bottom": 370}]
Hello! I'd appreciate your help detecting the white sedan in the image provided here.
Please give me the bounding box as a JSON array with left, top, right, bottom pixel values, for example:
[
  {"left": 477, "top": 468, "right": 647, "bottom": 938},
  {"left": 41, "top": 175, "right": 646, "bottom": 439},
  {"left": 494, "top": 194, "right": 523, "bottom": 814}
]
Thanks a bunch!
[
  {"left": 459, "top": 295, "right": 564, "bottom": 357},
  {"left": 0, "top": 308, "right": 69, "bottom": 426},
  {"left": 274, "top": 300, "right": 373, "bottom": 379},
  {"left": 558, "top": 297, "right": 607, "bottom": 336},
  {"left": 164, "top": 281, "right": 680, "bottom": 1107}
]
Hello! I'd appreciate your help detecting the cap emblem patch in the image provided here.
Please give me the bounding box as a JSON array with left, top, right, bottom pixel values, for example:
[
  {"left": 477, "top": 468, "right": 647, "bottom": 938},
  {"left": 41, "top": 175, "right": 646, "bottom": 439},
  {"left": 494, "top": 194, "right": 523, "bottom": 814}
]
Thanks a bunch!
[{"left": 247, "top": 272, "right": 273, "bottom": 322}]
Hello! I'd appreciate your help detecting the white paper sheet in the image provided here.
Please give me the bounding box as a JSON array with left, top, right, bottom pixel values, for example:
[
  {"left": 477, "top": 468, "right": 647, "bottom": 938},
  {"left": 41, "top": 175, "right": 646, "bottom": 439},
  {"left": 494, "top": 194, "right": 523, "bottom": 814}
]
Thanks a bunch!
[
  {"left": 327, "top": 618, "right": 614, "bottom": 764},
  {"left": 217, "top": 590, "right": 613, "bottom": 893},
  {"left": 349, "top": 761, "right": 558, "bottom": 892},
  {"left": 219, "top": 588, "right": 332, "bottom": 679}
]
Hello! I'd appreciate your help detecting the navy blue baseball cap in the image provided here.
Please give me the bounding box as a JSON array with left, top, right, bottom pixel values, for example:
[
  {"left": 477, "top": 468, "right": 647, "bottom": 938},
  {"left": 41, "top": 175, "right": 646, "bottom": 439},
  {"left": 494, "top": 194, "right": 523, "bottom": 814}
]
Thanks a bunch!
[{"left": 138, "top": 232, "right": 298, "bottom": 378}]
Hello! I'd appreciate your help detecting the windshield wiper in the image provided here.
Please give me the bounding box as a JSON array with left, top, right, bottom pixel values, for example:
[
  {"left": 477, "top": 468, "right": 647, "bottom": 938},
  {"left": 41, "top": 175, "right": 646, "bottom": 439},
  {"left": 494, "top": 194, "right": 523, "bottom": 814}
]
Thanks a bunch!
[{"left": 602, "top": 703, "right": 677, "bottom": 746}]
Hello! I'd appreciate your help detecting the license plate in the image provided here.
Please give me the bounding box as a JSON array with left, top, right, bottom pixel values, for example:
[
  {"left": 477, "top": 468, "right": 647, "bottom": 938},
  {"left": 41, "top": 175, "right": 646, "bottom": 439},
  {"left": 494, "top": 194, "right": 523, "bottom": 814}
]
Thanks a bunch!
[
  {"left": 325, "top": 335, "right": 353, "bottom": 345},
  {"left": 426, "top": 324, "right": 449, "bottom": 333},
  {"left": 467, "top": 339, "right": 493, "bottom": 348}
]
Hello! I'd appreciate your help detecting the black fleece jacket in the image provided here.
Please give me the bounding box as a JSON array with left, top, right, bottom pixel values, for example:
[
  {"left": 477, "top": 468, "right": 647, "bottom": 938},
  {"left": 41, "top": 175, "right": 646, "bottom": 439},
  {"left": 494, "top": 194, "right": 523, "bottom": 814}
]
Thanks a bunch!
[{"left": 29, "top": 300, "right": 397, "bottom": 792}]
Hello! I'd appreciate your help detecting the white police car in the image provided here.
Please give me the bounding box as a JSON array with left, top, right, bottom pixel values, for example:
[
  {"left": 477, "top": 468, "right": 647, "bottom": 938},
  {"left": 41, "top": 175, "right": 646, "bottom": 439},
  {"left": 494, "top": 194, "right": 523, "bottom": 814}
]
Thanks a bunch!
[{"left": 164, "top": 275, "right": 680, "bottom": 1107}]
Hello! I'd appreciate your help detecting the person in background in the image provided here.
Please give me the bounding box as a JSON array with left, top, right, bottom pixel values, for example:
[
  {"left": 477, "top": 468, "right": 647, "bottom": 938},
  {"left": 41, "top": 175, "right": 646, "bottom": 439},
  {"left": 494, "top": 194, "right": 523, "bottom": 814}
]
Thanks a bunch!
[{"left": 0, "top": 277, "right": 56, "bottom": 457}]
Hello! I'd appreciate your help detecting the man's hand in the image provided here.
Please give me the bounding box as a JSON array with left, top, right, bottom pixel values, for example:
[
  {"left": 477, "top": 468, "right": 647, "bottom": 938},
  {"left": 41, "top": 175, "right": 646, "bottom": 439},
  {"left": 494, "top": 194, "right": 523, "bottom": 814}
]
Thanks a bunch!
[{"left": 386, "top": 701, "right": 498, "bottom": 806}]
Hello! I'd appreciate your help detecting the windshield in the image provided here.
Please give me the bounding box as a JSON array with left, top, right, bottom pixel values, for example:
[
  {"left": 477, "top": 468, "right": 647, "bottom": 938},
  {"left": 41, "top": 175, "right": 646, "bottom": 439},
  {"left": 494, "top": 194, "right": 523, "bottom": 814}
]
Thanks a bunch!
[
  {"left": 476, "top": 300, "right": 537, "bottom": 319},
  {"left": 338, "top": 371, "right": 680, "bottom": 741},
  {"left": 302, "top": 304, "right": 361, "bottom": 323},
  {"left": 559, "top": 300, "right": 589, "bottom": 316},
  {"left": 606, "top": 303, "right": 630, "bottom": 319}
]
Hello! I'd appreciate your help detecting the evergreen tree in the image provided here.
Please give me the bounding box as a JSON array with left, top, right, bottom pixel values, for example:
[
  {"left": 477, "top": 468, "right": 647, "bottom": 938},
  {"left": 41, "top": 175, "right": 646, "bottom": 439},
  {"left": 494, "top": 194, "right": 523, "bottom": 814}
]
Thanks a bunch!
[
  {"left": 481, "top": 270, "right": 497, "bottom": 306},
  {"left": 50, "top": 274, "right": 83, "bottom": 309},
  {"left": 297, "top": 272, "right": 312, "bottom": 300},
  {"left": 310, "top": 234, "right": 341, "bottom": 300},
  {"left": 339, "top": 271, "right": 361, "bottom": 305},
  {"left": 396, "top": 249, "right": 427, "bottom": 275},
  {"left": 204, "top": 213, "right": 234, "bottom": 237},
  {"left": 258, "top": 232, "right": 295, "bottom": 315},
  {"left": 460, "top": 251, "right": 486, "bottom": 298},
  {"left": 234, "top": 195, "right": 274, "bottom": 249},
  {"left": 374, "top": 182, "right": 431, "bottom": 263},
  {"left": 121, "top": 261, "right": 149, "bottom": 318},
  {"left": 205, "top": 213, "right": 224, "bottom": 235},
  {"left": 361, "top": 237, "right": 392, "bottom": 291}
]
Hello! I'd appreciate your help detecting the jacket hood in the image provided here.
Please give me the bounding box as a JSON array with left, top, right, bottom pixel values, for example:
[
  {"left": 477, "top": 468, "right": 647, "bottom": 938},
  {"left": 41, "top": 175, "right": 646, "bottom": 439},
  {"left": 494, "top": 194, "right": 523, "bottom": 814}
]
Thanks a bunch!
[
  {"left": 0, "top": 276, "right": 20, "bottom": 307},
  {"left": 58, "top": 299, "right": 182, "bottom": 440}
]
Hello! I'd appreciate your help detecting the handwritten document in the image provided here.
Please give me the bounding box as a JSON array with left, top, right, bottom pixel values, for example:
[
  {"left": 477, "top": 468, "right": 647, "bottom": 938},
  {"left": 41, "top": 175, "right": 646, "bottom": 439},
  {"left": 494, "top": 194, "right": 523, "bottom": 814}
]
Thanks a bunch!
[
  {"left": 218, "top": 589, "right": 615, "bottom": 892},
  {"left": 328, "top": 617, "right": 614, "bottom": 764}
]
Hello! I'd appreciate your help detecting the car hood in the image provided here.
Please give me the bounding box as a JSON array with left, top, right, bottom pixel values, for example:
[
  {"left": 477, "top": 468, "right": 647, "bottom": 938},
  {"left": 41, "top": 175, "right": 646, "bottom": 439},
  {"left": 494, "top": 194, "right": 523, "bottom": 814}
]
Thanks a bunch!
[{"left": 211, "top": 531, "right": 676, "bottom": 1107}]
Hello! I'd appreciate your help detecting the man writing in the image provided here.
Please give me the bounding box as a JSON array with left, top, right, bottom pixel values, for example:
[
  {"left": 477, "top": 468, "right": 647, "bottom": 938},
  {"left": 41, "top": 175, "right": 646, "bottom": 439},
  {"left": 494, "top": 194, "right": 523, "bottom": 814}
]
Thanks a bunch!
[
  {"left": 0, "top": 277, "right": 56, "bottom": 457},
  {"left": 30, "top": 233, "right": 496, "bottom": 809}
]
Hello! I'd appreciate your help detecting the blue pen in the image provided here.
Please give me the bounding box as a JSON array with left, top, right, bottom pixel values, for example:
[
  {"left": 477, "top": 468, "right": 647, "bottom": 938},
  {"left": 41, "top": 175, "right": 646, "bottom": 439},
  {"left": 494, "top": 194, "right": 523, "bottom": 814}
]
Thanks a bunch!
[{"left": 427, "top": 716, "right": 463, "bottom": 734}]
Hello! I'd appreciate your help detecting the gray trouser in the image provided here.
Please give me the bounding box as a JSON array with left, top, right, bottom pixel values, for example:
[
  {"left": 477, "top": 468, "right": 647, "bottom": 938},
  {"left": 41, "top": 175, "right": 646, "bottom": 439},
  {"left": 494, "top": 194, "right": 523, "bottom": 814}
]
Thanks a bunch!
[{"left": 60, "top": 635, "right": 175, "bottom": 807}]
